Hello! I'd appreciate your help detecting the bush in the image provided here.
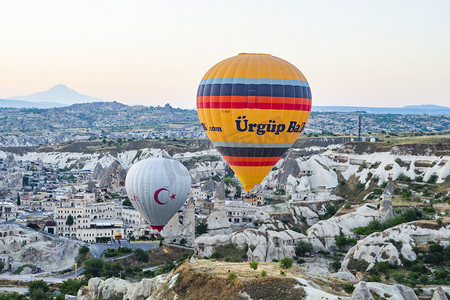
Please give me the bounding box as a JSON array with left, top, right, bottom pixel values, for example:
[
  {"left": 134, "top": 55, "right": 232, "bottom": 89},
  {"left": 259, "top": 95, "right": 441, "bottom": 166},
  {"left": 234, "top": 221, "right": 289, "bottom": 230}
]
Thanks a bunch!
[
  {"left": 260, "top": 270, "right": 267, "bottom": 277},
  {"left": 368, "top": 275, "right": 381, "bottom": 282},
  {"left": 343, "top": 284, "right": 355, "bottom": 294},
  {"left": 134, "top": 248, "right": 149, "bottom": 262},
  {"left": 249, "top": 261, "right": 258, "bottom": 271},
  {"left": 295, "top": 241, "right": 313, "bottom": 256},
  {"left": 330, "top": 260, "right": 341, "bottom": 272},
  {"left": 29, "top": 288, "right": 49, "bottom": 300},
  {"left": 344, "top": 203, "right": 351, "bottom": 209},
  {"left": 195, "top": 223, "right": 208, "bottom": 235},
  {"left": 79, "top": 245, "right": 90, "bottom": 256},
  {"left": 59, "top": 278, "right": 88, "bottom": 296},
  {"left": 28, "top": 280, "right": 49, "bottom": 294},
  {"left": 279, "top": 257, "right": 293, "bottom": 269},
  {"left": 228, "top": 272, "right": 237, "bottom": 280},
  {"left": 427, "top": 174, "right": 438, "bottom": 184},
  {"left": 84, "top": 258, "right": 104, "bottom": 278}
]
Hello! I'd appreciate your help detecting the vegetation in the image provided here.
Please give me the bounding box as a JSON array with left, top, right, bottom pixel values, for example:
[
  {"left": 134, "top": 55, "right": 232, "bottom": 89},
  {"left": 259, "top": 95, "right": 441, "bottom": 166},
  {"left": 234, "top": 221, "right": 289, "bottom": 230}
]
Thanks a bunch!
[
  {"left": 210, "top": 244, "right": 248, "bottom": 262},
  {"left": 134, "top": 248, "right": 149, "bottom": 262},
  {"left": 249, "top": 261, "right": 258, "bottom": 271},
  {"left": 295, "top": 241, "right": 313, "bottom": 256},
  {"left": 335, "top": 233, "right": 357, "bottom": 250},
  {"left": 279, "top": 257, "right": 293, "bottom": 269},
  {"left": 103, "top": 246, "right": 133, "bottom": 258},
  {"left": 354, "top": 209, "right": 423, "bottom": 235},
  {"left": 59, "top": 278, "right": 88, "bottom": 296},
  {"left": 195, "top": 222, "right": 208, "bottom": 236}
]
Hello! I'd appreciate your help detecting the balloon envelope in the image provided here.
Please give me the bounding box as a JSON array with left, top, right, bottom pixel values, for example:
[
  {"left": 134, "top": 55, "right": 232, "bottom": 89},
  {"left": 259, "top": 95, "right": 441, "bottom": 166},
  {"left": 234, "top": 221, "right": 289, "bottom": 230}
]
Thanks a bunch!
[
  {"left": 197, "top": 53, "right": 312, "bottom": 191},
  {"left": 125, "top": 158, "right": 191, "bottom": 232}
]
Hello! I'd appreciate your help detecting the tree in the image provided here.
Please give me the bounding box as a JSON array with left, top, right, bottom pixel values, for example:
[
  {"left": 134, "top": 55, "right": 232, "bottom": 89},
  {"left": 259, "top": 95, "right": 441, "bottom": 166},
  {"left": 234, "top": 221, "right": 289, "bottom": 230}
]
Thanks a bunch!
[
  {"left": 29, "top": 280, "right": 50, "bottom": 300},
  {"left": 66, "top": 214, "right": 74, "bottom": 236},
  {"left": 249, "top": 261, "right": 258, "bottom": 271},
  {"left": 295, "top": 241, "right": 313, "bottom": 256},
  {"left": 59, "top": 279, "right": 88, "bottom": 296},
  {"left": 195, "top": 223, "right": 208, "bottom": 235},
  {"left": 84, "top": 258, "right": 104, "bottom": 278},
  {"left": 134, "top": 248, "right": 149, "bottom": 262},
  {"left": 17, "top": 193, "right": 20, "bottom": 206},
  {"left": 79, "top": 245, "right": 90, "bottom": 256},
  {"left": 122, "top": 198, "right": 132, "bottom": 207},
  {"left": 279, "top": 257, "right": 293, "bottom": 269},
  {"left": 29, "top": 288, "right": 49, "bottom": 300}
]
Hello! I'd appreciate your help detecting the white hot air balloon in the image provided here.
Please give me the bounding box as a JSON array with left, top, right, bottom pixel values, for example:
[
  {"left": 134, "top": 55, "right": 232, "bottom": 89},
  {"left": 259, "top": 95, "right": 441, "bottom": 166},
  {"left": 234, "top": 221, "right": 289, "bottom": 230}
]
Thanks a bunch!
[{"left": 125, "top": 158, "right": 191, "bottom": 232}]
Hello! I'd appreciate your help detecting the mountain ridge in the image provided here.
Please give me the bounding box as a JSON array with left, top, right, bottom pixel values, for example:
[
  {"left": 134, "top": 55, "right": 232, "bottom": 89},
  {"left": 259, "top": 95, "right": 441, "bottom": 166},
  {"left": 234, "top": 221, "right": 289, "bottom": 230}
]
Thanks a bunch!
[{"left": 6, "top": 84, "right": 102, "bottom": 105}]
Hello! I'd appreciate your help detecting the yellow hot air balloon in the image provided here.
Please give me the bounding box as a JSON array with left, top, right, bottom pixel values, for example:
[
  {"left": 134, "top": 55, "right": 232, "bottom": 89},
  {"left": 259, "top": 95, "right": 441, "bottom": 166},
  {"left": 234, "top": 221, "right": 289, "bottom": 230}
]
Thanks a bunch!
[{"left": 197, "top": 53, "right": 312, "bottom": 191}]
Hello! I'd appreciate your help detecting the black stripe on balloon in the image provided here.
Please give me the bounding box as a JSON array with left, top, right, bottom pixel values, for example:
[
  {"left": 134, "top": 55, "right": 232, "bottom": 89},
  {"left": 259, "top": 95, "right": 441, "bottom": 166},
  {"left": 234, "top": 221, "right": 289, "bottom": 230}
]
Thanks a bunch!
[
  {"left": 197, "top": 83, "right": 312, "bottom": 99},
  {"left": 216, "top": 146, "right": 289, "bottom": 158}
]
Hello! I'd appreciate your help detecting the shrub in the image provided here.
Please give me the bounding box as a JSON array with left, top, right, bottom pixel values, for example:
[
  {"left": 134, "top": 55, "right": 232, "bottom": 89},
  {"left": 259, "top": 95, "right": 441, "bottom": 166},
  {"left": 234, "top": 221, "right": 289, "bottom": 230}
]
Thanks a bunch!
[
  {"left": 79, "top": 245, "right": 90, "bottom": 256},
  {"left": 228, "top": 272, "right": 237, "bottom": 280},
  {"left": 249, "top": 261, "right": 258, "bottom": 271},
  {"left": 295, "top": 241, "right": 313, "bottom": 256},
  {"left": 59, "top": 278, "right": 88, "bottom": 296},
  {"left": 343, "top": 284, "right": 355, "bottom": 294},
  {"left": 427, "top": 174, "right": 438, "bottom": 184},
  {"left": 260, "top": 270, "right": 267, "bottom": 277},
  {"left": 344, "top": 203, "right": 351, "bottom": 209},
  {"left": 279, "top": 257, "right": 293, "bottom": 269},
  {"left": 134, "top": 248, "right": 149, "bottom": 262},
  {"left": 84, "top": 258, "right": 104, "bottom": 278}
]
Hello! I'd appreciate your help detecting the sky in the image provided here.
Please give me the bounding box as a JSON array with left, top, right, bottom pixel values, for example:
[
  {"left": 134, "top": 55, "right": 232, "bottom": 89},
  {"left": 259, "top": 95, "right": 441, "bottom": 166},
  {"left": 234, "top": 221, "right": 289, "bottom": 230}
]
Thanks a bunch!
[{"left": 0, "top": 0, "right": 449, "bottom": 109}]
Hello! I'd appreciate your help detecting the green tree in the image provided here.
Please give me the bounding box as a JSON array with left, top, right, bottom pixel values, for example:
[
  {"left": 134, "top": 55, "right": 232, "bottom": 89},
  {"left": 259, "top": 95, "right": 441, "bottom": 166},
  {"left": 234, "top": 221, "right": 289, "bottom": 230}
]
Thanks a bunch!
[
  {"left": 249, "top": 261, "right": 258, "bottom": 271},
  {"left": 28, "top": 280, "right": 49, "bottom": 294},
  {"left": 122, "top": 198, "right": 132, "bottom": 207},
  {"left": 79, "top": 245, "right": 90, "bottom": 256},
  {"left": 195, "top": 223, "right": 208, "bottom": 235},
  {"left": 84, "top": 258, "right": 104, "bottom": 278},
  {"left": 295, "top": 241, "right": 313, "bottom": 256},
  {"left": 29, "top": 288, "right": 49, "bottom": 300},
  {"left": 59, "top": 278, "right": 88, "bottom": 296},
  {"left": 279, "top": 257, "right": 293, "bottom": 269},
  {"left": 134, "top": 248, "right": 149, "bottom": 262},
  {"left": 66, "top": 214, "right": 74, "bottom": 237},
  {"left": 0, "top": 261, "right": 4, "bottom": 273},
  {"left": 102, "top": 262, "right": 123, "bottom": 278},
  {"left": 17, "top": 193, "right": 21, "bottom": 206}
]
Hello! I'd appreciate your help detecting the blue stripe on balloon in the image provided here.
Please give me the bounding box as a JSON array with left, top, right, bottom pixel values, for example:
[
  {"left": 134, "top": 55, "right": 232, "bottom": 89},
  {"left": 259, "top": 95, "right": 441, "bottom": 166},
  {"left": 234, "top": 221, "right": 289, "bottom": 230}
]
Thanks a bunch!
[
  {"left": 199, "top": 78, "right": 310, "bottom": 87},
  {"left": 197, "top": 83, "right": 312, "bottom": 99}
]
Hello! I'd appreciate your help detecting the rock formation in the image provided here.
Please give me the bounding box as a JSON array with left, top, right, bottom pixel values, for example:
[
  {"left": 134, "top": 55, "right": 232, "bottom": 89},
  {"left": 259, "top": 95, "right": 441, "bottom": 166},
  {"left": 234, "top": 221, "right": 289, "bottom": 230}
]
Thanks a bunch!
[
  {"left": 432, "top": 287, "right": 448, "bottom": 300},
  {"left": 341, "top": 221, "right": 450, "bottom": 272},
  {"left": 0, "top": 224, "right": 80, "bottom": 272},
  {"left": 161, "top": 198, "right": 196, "bottom": 247},
  {"left": 277, "top": 151, "right": 300, "bottom": 185},
  {"left": 307, "top": 204, "right": 389, "bottom": 251},
  {"left": 100, "top": 160, "right": 126, "bottom": 188},
  {"left": 206, "top": 182, "right": 231, "bottom": 235},
  {"left": 92, "top": 163, "right": 105, "bottom": 180},
  {"left": 351, "top": 282, "right": 417, "bottom": 300}
]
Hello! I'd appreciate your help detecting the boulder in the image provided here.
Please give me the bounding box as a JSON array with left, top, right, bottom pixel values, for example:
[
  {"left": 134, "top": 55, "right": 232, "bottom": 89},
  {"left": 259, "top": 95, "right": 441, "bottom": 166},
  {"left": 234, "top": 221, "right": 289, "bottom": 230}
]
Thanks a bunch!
[
  {"left": 194, "top": 234, "right": 231, "bottom": 258},
  {"left": 432, "top": 287, "right": 448, "bottom": 300},
  {"left": 352, "top": 282, "right": 418, "bottom": 300}
]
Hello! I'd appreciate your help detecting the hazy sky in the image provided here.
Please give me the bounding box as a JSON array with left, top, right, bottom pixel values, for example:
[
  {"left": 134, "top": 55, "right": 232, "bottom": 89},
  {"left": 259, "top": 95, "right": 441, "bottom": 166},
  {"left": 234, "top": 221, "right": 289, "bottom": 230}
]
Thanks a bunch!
[{"left": 0, "top": 0, "right": 449, "bottom": 108}]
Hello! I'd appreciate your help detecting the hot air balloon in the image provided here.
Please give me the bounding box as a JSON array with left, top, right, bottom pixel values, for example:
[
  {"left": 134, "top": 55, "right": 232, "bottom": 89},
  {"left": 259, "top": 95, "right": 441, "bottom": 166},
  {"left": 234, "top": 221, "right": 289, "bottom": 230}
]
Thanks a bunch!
[
  {"left": 125, "top": 158, "right": 191, "bottom": 232},
  {"left": 197, "top": 53, "right": 312, "bottom": 191}
]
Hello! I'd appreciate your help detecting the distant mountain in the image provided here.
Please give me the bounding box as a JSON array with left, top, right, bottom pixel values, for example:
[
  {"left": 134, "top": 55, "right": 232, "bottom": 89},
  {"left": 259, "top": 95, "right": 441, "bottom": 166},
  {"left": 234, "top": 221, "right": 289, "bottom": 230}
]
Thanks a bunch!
[
  {"left": 6, "top": 84, "right": 102, "bottom": 105},
  {"left": 0, "top": 98, "right": 66, "bottom": 108},
  {"left": 312, "top": 105, "right": 450, "bottom": 115}
]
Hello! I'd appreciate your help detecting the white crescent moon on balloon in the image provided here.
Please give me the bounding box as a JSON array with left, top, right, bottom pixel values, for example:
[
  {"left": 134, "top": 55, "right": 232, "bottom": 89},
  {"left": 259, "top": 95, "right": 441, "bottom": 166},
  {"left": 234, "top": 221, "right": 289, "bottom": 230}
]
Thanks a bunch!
[{"left": 154, "top": 188, "right": 168, "bottom": 205}]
